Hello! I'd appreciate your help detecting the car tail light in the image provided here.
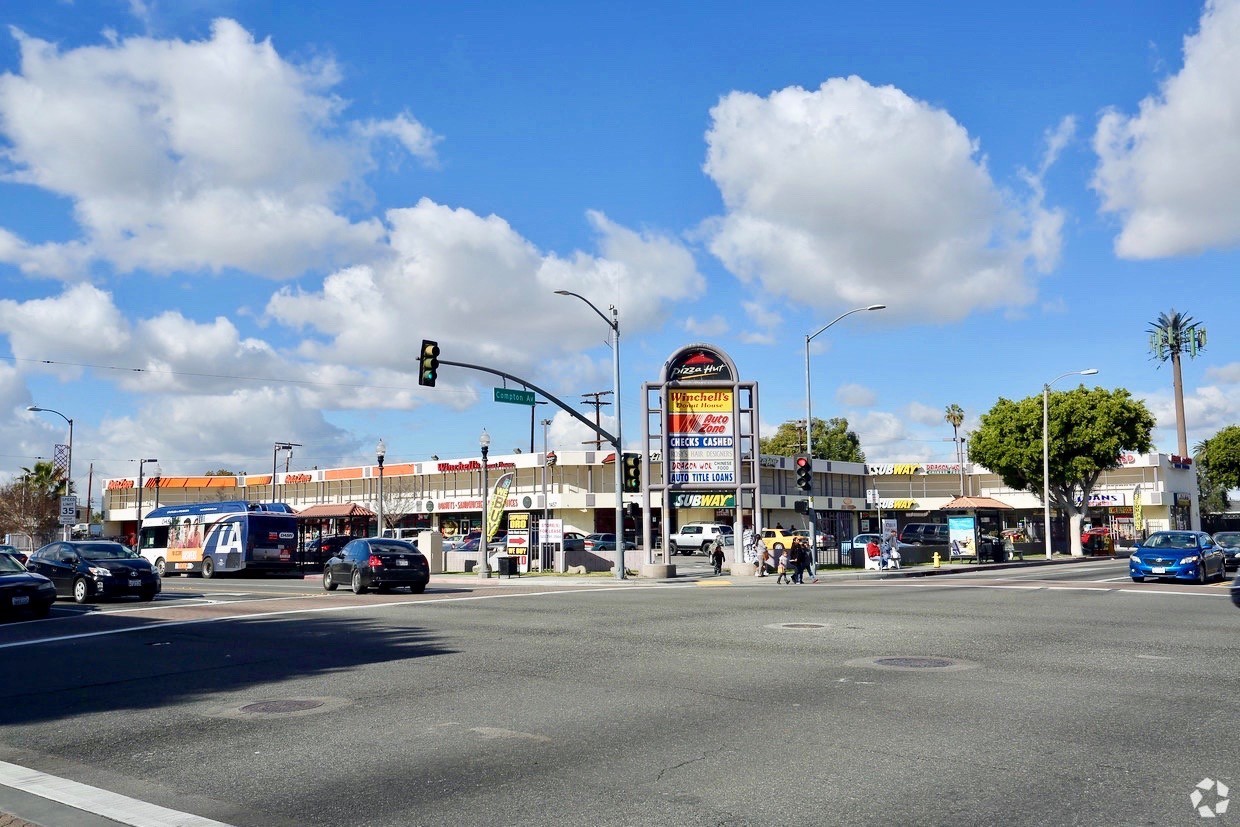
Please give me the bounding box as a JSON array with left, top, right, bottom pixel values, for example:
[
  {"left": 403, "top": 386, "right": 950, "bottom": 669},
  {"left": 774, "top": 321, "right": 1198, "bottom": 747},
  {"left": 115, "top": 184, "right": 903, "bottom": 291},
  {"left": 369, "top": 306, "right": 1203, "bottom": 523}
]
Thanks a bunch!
[{"left": 368, "top": 554, "right": 384, "bottom": 568}]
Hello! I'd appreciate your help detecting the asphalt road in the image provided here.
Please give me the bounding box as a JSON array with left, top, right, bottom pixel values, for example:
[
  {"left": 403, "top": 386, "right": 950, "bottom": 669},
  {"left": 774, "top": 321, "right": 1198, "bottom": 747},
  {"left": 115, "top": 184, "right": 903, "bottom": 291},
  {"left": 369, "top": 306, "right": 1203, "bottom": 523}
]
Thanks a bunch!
[{"left": 2, "top": 559, "right": 1236, "bottom": 826}]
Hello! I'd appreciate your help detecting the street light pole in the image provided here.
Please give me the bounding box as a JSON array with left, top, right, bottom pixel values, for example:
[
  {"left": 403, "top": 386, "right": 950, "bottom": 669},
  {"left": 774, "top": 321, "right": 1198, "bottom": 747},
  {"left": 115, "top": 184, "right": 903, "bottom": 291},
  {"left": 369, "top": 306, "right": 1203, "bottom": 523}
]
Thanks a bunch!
[
  {"left": 28, "top": 406, "right": 74, "bottom": 540},
  {"left": 479, "top": 429, "right": 491, "bottom": 579},
  {"left": 376, "top": 439, "right": 386, "bottom": 537},
  {"left": 136, "top": 458, "right": 159, "bottom": 545},
  {"left": 1042, "top": 368, "right": 1099, "bottom": 559},
  {"left": 152, "top": 463, "right": 162, "bottom": 511},
  {"left": 555, "top": 289, "right": 626, "bottom": 580},
  {"left": 805, "top": 304, "right": 885, "bottom": 562}
]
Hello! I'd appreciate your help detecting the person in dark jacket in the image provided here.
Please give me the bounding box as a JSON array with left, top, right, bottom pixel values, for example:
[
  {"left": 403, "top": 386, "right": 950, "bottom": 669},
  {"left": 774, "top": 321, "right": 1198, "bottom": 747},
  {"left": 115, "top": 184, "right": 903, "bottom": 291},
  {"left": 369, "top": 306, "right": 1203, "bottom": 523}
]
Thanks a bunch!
[{"left": 710, "top": 541, "right": 725, "bottom": 575}]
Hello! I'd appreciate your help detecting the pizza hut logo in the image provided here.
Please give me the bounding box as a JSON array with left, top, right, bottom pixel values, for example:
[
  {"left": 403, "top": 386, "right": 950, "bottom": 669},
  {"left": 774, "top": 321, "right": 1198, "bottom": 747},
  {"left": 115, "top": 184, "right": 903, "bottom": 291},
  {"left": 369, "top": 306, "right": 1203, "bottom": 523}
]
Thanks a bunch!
[{"left": 667, "top": 348, "right": 732, "bottom": 381}]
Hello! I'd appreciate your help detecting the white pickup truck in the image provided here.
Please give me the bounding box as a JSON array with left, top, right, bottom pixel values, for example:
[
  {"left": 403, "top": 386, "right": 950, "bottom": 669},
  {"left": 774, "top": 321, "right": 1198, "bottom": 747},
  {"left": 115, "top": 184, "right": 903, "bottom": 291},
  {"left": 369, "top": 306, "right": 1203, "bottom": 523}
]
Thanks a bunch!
[{"left": 667, "top": 522, "right": 732, "bottom": 555}]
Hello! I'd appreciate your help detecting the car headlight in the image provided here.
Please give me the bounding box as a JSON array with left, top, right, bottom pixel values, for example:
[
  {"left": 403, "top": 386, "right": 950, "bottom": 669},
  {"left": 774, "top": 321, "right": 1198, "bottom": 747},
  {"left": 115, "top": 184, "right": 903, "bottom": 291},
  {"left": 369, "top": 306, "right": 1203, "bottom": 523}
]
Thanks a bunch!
[
  {"left": 88, "top": 565, "right": 110, "bottom": 578},
  {"left": 1129, "top": 554, "right": 1141, "bottom": 563},
  {"left": 1178, "top": 555, "right": 1201, "bottom": 566}
]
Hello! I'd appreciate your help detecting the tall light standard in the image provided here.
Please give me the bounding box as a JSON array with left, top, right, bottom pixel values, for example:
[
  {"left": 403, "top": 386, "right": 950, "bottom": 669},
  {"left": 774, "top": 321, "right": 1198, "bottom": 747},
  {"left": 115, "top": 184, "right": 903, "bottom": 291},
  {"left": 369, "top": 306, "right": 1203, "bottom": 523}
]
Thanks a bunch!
[
  {"left": 1043, "top": 368, "right": 1099, "bottom": 559},
  {"left": 375, "top": 438, "right": 386, "bottom": 537},
  {"left": 152, "top": 462, "right": 162, "bottom": 511},
  {"left": 272, "top": 441, "right": 300, "bottom": 503},
  {"left": 805, "top": 304, "right": 886, "bottom": 558},
  {"left": 136, "top": 458, "right": 159, "bottom": 544},
  {"left": 555, "top": 289, "right": 626, "bottom": 580},
  {"left": 28, "top": 405, "right": 74, "bottom": 540},
  {"left": 479, "top": 428, "right": 491, "bottom": 579}
]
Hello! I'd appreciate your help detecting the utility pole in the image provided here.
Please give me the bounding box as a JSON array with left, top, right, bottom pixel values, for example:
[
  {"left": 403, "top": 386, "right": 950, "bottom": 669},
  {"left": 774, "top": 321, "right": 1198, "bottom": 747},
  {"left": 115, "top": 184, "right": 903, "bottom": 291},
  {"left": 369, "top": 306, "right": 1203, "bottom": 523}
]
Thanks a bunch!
[{"left": 580, "top": 391, "right": 613, "bottom": 449}]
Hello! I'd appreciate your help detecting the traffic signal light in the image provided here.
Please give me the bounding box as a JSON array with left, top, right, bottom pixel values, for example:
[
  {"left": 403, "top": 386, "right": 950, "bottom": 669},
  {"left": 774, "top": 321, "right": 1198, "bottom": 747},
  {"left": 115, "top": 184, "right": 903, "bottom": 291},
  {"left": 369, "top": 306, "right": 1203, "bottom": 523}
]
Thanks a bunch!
[
  {"left": 625, "top": 502, "right": 640, "bottom": 521},
  {"left": 795, "top": 454, "right": 812, "bottom": 492},
  {"left": 417, "top": 339, "right": 440, "bottom": 387},
  {"left": 794, "top": 499, "right": 809, "bottom": 515},
  {"left": 622, "top": 452, "right": 641, "bottom": 492}
]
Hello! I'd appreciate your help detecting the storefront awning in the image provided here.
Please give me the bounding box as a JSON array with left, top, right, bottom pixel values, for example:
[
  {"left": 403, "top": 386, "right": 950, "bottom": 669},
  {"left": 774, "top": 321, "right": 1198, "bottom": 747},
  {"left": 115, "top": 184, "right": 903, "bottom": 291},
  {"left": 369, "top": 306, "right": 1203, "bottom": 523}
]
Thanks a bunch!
[
  {"left": 940, "top": 496, "right": 1014, "bottom": 510},
  {"left": 295, "top": 503, "right": 375, "bottom": 519}
]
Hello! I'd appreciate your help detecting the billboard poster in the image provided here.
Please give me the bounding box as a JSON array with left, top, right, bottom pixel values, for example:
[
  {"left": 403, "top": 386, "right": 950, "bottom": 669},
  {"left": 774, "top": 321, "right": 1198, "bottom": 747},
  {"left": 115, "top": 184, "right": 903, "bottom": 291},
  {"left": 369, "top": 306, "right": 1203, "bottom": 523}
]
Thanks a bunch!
[
  {"left": 667, "top": 389, "right": 736, "bottom": 484},
  {"left": 948, "top": 516, "right": 976, "bottom": 558}
]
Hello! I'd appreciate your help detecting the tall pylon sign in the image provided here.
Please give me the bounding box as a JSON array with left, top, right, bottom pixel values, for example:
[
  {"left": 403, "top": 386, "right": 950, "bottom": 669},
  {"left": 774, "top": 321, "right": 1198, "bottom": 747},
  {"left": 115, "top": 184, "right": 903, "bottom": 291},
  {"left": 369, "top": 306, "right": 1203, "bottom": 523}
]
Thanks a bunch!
[{"left": 642, "top": 344, "right": 760, "bottom": 567}]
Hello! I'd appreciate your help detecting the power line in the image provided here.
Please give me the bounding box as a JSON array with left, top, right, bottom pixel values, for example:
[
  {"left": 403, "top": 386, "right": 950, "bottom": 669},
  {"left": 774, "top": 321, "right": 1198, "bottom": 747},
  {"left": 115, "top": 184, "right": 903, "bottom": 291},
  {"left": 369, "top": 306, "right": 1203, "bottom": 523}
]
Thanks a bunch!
[{"left": 579, "top": 390, "right": 612, "bottom": 449}]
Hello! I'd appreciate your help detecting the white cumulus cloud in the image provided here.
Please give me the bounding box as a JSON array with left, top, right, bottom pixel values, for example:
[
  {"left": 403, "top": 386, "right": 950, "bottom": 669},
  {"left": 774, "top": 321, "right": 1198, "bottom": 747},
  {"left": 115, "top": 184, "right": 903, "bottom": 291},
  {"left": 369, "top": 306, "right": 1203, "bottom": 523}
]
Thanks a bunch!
[
  {"left": 702, "top": 76, "right": 1059, "bottom": 322},
  {"left": 1093, "top": 0, "right": 1240, "bottom": 258}
]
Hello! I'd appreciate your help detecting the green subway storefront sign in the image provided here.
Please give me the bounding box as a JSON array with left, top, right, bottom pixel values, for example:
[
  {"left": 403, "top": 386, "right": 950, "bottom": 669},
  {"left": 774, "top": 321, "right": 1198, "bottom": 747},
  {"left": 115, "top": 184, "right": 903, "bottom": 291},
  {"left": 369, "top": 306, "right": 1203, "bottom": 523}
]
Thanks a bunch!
[{"left": 669, "top": 492, "right": 736, "bottom": 509}]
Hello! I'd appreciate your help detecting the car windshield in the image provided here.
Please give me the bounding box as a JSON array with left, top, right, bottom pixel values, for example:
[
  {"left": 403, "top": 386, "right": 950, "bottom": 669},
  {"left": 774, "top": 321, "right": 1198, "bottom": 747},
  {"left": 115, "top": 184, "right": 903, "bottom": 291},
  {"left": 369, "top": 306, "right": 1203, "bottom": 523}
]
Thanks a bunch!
[
  {"left": 77, "top": 543, "right": 136, "bottom": 559},
  {"left": 0, "top": 555, "right": 25, "bottom": 573},
  {"left": 1146, "top": 533, "right": 1195, "bottom": 549},
  {"left": 1214, "top": 532, "right": 1240, "bottom": 545}
]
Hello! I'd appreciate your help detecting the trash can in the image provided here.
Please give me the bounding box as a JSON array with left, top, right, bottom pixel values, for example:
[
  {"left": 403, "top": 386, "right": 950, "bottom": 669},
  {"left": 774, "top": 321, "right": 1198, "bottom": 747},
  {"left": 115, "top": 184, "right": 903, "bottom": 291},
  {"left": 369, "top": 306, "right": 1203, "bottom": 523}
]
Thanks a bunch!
[
  {"left": 496, "top": 555, "right": 519, "bottom": 578},
  {"left": 987, "top": 537, "right": 1006, "bottom": 563}
]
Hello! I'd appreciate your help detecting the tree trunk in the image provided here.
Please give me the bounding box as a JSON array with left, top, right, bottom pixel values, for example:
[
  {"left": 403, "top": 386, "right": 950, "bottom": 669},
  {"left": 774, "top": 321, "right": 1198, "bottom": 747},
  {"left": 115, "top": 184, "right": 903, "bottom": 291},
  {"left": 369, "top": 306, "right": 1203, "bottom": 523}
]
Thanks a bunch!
[
  {"left": 1068, "top": 512, "right": 1086, "bottom": 557},
  {"left": 1172, "top": 350, "right": 1188, "bottom": 457}
]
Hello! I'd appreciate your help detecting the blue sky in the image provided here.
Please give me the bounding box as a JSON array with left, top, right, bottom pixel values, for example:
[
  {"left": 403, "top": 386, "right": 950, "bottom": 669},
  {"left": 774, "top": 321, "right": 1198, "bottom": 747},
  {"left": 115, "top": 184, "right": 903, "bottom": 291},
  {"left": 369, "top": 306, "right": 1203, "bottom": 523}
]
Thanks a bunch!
[{"left": 2, "top": 0, "right": 1237, "bottom": 496}]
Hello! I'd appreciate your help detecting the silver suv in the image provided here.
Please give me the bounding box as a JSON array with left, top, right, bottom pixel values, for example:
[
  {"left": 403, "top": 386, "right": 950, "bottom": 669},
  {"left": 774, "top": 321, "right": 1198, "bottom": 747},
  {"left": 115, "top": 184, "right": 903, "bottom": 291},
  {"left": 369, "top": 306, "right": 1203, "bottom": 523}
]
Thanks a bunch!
[{"left": 668, "top": 522, "right": 733, "bottom": 555}]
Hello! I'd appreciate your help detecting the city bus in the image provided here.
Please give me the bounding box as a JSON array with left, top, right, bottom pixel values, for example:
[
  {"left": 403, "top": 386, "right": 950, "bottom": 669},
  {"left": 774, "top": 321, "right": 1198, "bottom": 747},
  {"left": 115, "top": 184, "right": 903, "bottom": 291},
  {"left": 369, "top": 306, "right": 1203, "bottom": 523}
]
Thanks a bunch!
[{"left": 138, "top": 501, "right": 298, "bottom": 578}]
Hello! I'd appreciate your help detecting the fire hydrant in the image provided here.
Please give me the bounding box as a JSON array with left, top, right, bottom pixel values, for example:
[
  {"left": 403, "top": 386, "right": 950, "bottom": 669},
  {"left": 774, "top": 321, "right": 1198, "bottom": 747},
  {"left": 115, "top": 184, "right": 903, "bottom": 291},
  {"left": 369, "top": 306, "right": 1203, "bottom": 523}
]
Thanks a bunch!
[{"left": 932, "top": 550, "right": 941, "bottom": 569}]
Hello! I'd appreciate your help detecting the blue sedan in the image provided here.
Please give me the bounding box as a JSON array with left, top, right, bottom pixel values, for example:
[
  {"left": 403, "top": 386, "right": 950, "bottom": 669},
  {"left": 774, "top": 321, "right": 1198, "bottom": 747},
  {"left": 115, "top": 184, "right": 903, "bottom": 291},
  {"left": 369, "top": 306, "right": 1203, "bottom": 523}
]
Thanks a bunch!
[{"left": 1129, "top": 531, "right": 1227, "bottom": 584}]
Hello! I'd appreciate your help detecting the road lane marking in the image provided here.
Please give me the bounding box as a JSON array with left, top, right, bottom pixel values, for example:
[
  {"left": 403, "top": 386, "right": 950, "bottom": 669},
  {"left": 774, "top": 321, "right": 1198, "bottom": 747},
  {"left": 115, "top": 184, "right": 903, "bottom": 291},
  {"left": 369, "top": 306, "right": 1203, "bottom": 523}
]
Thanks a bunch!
[
  {"left": 0, "top": 584, "right": 674, "bottom": 650},
  {"left": 0, "top": 760, "right": 234, "bottom": 827}
]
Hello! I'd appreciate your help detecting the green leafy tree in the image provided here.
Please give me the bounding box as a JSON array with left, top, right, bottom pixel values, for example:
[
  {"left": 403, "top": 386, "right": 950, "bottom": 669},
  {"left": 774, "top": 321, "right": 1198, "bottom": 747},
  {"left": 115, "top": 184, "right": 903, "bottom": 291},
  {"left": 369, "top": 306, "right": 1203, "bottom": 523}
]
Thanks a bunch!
[
  {"left": 969, "top": 386, "right": 1154, "bottom": 555},
  {"left": 761, "top": 417, "right": 865, "bottom": 463},
  {"left": 1195, "top": 426, "right": 1240, "bottom": 514},
  {"left": 204, "top": 468, "right": 240, "bottom": 476},
  {"left": 0, "top": 462, "right": 63, "bottom": 544}
]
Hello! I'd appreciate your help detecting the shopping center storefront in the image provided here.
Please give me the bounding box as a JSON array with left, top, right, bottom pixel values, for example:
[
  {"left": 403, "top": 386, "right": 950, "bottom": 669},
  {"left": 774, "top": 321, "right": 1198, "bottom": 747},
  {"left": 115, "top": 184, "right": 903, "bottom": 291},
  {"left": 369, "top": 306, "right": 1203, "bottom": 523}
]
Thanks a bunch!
[{"left": 101, "top": 449, "right": 1195, "bottom": 558}]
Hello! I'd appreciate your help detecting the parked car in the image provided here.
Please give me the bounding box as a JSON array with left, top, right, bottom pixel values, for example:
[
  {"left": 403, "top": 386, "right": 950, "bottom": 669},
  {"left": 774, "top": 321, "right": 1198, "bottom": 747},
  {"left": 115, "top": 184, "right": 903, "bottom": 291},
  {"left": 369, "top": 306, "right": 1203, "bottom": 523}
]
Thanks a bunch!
[
  {"left": 322, "top": 538, "right": 429, "bottom": 595},
  {"left": 585, "top": 533, "right": 636, "bottom": 552},
  {"left": 0, "top": 552, "right": 56, "bottom": 619},
  {"left": 792, "top": 529, "right": 832, "bottom": 550},
  {"left": 442, "top": 533, "right": 467, "bottom": 550},
  {"left": 760, "top": 528, "right": 799, "bottom": 552},
  {"left": 302, "top": 535, "right": 353, "bottom": 569},
  {"left": 1212, "top": 531, "right": 1240, "bottom": 571},
  {"left": 899, "top": 523, "right": 949, "bottom": 544},
  {"left": 457, "top": 535, "right": 506, "bottom": 553},
  {"left": 1129, "top": 531, "right": 1227, "bottom": 584},
  {"left": 561, "top": 531, "right": 586, "bottom": 551},
  {"left": 26, "top": 540, "right": 161, "bottom": 604},
  {"left": 0, "top": 544, "right": 29, "bottom": 566},
  {"left": 709, "top": 533, "right": 735, "bottom": 557},
  {"left": 667, "top": 523, "right": 732, "bottom": 555}
]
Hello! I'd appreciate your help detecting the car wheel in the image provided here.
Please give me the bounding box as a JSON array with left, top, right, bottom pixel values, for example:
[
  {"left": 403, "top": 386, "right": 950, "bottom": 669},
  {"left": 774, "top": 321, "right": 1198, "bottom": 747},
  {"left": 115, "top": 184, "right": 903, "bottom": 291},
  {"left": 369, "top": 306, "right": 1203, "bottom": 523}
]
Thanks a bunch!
[
  {"left": 201, "top": 556, "right": 215, "bottom": 579},
  {"left": 139, "top": 587, "right": 156, "bottom": 602},
  {"left": 701, "top": 543, "right": 712, "bottom": 555},
  {"left": 1131, "top": 575, "right": 1144, "bottom": 583},
  {"left": 1196, "top": 564, "right": 1206, "bottom": 585},
  {"left": 411, "top": 583, "right": 426, "bottom": 594},
  {"left": 73, "top": 577, "right": 92, "bottom": 604},
  {"left": 668, "top": 541, "right": 679, "bottom": 555},
  {"left": 322, "top": 568, "right": 337, "bottom": 591},
  {"left": 154, "top": 557, "right": 166, "bottom": 577},
  {"left": 351, "top": 570, "right": 368, "bottom": 595},
  {"left": 773, "top": 543, "right": 784, "bottom": 551}
]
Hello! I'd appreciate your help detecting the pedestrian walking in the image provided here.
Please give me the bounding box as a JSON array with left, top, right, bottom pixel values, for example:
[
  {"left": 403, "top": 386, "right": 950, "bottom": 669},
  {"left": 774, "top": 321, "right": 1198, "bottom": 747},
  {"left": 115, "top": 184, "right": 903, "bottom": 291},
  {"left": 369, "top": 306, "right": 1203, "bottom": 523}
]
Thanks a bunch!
[
  {"left": 758, "top": 546, "right": 772, "bottom": 576},
  {"left": 776, "top": 550, "right": 791, "bottom": 584},
  {"left": 710, "top": 540, "right": 725, "bottom": 575}
]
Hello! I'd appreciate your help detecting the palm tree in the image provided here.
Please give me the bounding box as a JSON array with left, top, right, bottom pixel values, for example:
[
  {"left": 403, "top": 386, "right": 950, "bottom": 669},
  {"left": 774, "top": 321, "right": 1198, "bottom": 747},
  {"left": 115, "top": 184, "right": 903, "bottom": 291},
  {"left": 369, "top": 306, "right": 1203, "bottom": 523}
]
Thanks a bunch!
[
  {"left": 21, "top": 460, "right": 65, "bottom": 496},
  {"left": 945, "top": 404, "right": 966, "bottom": 495},
  {"left": 1148, "top": 309, "right": 1204, "bottom": 458}
]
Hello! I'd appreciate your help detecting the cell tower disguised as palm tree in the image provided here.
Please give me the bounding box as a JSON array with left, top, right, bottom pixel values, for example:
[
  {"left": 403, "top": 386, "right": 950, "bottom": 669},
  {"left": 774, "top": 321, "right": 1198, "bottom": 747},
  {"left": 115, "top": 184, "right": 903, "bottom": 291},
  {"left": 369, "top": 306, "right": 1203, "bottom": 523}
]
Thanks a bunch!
[
  {"left": 945, "top": 403, "right": 966, "bottom": 496},
  {"left": 1148, "top": 309, "right": 1206, "bottom": 457}
]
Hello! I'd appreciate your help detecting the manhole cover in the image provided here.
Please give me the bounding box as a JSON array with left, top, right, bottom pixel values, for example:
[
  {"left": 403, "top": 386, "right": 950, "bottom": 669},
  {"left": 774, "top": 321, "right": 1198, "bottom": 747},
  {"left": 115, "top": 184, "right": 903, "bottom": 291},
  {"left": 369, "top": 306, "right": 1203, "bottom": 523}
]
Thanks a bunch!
[
  {"left": 844, "top": 656, "right": 978, "bottom": 672},
  {"left": 875, "top": 657, "right": 952, "bottom": 669},
  {"left": 782, "top": 623, "right": 826, "bottom": 629},
  {"left": 239, "top": 699, "right": 325, "bottom": 714}
]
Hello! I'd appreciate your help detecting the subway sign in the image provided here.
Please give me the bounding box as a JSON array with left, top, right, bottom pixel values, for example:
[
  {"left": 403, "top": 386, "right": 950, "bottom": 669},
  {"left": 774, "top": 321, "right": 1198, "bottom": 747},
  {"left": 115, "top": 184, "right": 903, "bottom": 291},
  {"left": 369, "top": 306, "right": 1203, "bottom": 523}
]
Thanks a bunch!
[{"left": 670, "top": 492, "right": 736, "bottom": 509}]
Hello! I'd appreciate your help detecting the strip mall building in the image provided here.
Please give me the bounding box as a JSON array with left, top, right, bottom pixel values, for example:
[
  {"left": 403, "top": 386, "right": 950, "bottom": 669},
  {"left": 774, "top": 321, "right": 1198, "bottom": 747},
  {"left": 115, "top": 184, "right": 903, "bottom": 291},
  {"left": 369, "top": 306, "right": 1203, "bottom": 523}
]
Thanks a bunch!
[{"left": 101, "top": 448, "right": 1198, "bottom": 557}]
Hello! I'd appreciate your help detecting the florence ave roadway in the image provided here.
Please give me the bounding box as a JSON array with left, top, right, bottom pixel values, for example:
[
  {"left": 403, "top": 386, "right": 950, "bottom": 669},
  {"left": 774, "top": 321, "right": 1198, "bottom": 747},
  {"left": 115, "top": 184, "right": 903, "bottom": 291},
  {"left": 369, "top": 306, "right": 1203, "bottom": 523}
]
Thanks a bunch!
[{"left": 1, "top": 558, "right": 1235, "bottom": 826}]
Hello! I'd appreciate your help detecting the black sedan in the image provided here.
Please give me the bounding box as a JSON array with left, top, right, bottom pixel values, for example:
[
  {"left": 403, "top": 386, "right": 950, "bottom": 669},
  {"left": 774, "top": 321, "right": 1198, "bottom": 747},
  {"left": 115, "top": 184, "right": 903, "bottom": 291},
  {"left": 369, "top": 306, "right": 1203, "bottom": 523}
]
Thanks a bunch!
[
  {"left": 323, "top": 538, "right": 429, "bottom": 595},
  {"left": 1213, "top": 531, "right": 1240, "bottom": 572},
  {"left": 26, "top": 541, "right": 161, "bottom": 604},
  {"left": 1, "top": 553, "right": 56, "bottom": 619}
]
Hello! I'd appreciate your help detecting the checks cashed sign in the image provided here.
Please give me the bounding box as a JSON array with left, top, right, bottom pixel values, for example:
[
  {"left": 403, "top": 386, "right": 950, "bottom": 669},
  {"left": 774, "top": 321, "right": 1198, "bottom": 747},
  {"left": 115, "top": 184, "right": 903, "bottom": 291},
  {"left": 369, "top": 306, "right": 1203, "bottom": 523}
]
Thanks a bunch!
[{"left": 667, "top": 389, "right": 736, "bottom": 484}]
